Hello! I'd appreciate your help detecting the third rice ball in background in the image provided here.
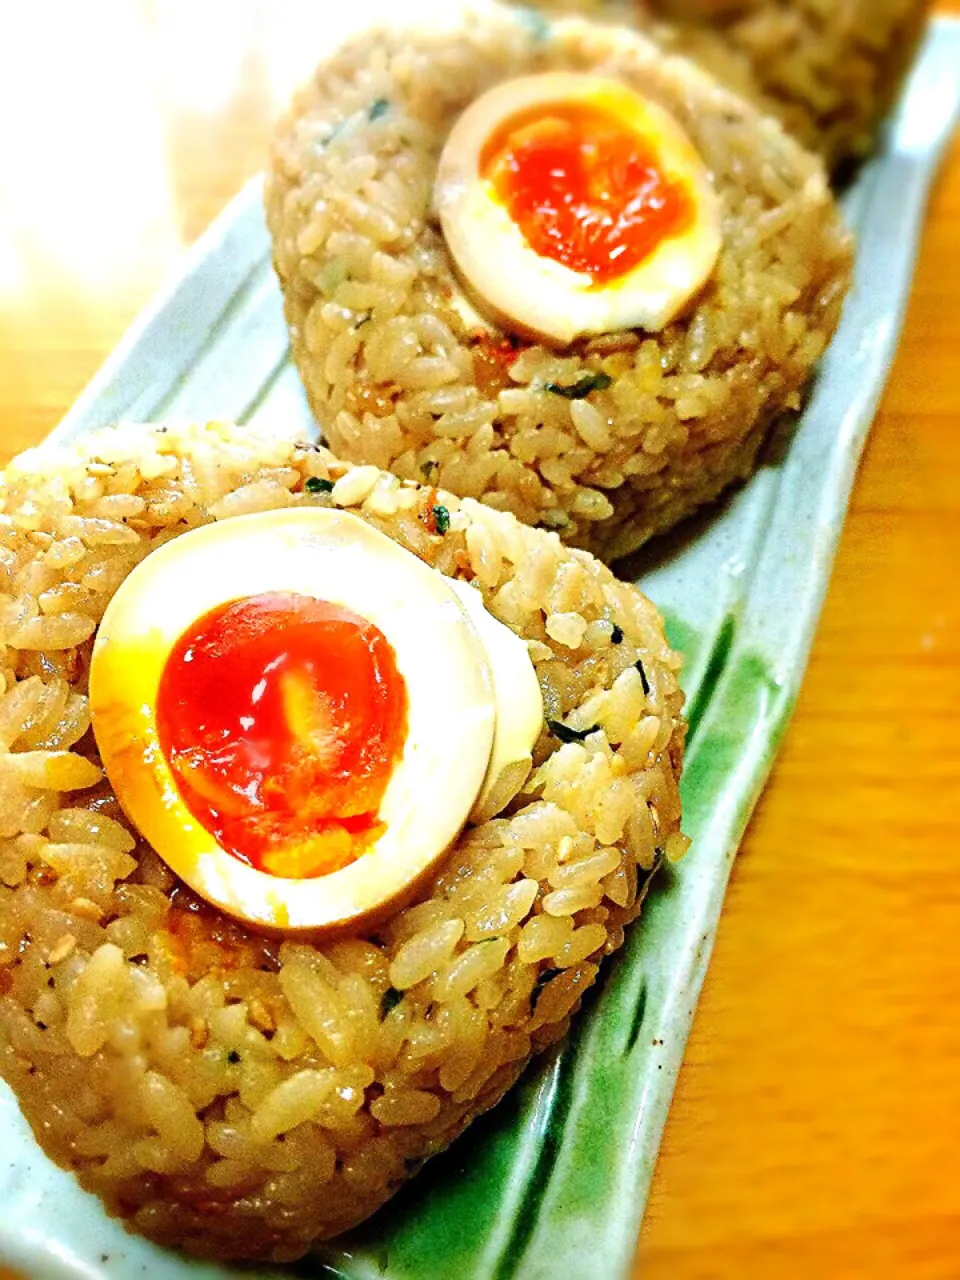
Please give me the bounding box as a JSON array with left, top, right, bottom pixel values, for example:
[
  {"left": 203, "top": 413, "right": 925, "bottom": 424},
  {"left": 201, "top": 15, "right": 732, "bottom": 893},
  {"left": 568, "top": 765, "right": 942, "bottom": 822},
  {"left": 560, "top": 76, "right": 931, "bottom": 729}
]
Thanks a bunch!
[
  {"left": 535, "top": 0, "right": 931, "bottom": 172},
  {"left": 266, "top": 0, "right": 852, "bottom": 562}
]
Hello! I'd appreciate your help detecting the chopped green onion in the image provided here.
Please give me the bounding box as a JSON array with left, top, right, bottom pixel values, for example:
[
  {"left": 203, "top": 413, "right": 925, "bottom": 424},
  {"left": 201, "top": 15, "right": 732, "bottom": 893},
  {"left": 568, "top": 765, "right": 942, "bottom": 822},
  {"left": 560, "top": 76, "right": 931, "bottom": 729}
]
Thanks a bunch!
[
  {"left": 369, "top": 98, "right": 390, "bottom": 121},
  {"left": 318, "top": 258, "right": 348, "bottom": 298},
  {"left": 381, "top": 988, "right": 403, "bottom": 1018},
  {"left": 548, "top": 719, "right": 600, "bottom": 744},
  {"left": 305, "top": 476, "right": 334, "bottom": 494},
  {"left": 531, "top": 968, "right": 560, "bottom": 1011},
  {"left": 322, "top": 117, "right": 350, "bottom": 147},
  {"left": 545, "top": 372, "right": 613, "bottom": 400},
  {"left": 432, "top": 504, "right": 450, "bottom": 534}
]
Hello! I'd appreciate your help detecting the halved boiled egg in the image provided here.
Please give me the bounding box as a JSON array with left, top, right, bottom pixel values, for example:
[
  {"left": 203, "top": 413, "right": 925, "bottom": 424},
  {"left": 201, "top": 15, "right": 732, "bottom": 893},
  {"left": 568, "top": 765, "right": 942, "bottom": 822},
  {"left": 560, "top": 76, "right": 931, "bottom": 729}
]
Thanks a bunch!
[
  {"left": 89, "top": 507, "right": 542, "bottom": 934},
  {"left": 449, "top": 578, "right": 544, "bottom": 824},
  {"left": 435, "top": 72, "right": 722, "bottom": 345}
]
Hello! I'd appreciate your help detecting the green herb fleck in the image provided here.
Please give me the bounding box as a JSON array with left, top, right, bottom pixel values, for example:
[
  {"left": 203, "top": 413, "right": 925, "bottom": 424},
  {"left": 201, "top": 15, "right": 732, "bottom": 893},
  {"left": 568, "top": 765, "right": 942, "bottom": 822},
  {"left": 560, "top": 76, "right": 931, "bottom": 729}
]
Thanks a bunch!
[
  {"left": 611, "top": 624, "right": 624, "bottom": 645},
  {"left": 381, "top": 988, "right": 403, "bottom": 1018},
  {"left": 531, "top": 968, "right": 560, "bottom": 1011},
  {"left": 635, "top": 659, "right": 650, "bottom": 696},
  {"left": 548, "top": 719, "right": 600, "bottom": 744},
  {"left": 545, "top": 372, "right": 613, "bottom": 400},
  {"left": 516, "top": 6, "right": 550, "bottom": 41},
  {"left": 432, "top": 504, "right": 450, "bottom": 535},
  {"left": 227, "top": 1050, "right": 241, "bottom": 1064},
  {"left": 305, "top": 476, "right": 334, "bottom": 494},
  {"left": 318, "top": 258, "right": 348, "bottom": 298},
  {"left": 323, "top": 117, "right": 350, "bottom": 147},
  {"left": 369, "top": 98, "right": 390, "bottom": 121}
]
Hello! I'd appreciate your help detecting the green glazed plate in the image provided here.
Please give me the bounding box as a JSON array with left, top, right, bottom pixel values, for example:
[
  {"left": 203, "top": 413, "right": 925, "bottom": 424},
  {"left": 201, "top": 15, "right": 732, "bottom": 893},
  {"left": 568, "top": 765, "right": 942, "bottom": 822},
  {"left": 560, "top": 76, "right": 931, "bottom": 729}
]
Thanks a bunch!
[{"left": 1, "top": 8, "right": 959, "bottom": 1279}]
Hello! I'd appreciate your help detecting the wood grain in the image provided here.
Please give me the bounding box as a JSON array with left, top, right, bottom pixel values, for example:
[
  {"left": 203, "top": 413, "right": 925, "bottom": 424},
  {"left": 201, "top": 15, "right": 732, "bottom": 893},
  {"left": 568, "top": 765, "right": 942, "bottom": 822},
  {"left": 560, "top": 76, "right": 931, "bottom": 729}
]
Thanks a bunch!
[{"left": 0, "top": 3, "right": 958, "bottom": 1277}]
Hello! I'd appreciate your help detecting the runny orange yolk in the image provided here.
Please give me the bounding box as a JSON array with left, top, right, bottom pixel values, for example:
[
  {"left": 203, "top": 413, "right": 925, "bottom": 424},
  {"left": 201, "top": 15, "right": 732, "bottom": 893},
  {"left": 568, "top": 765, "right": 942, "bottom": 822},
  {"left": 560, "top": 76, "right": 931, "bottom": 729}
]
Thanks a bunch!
[
  {"left": 480, "top": 100, "right": 694, "bottom": 285},
  {"left": 156, "top": 593, "right": 408, "bottom": 880}
]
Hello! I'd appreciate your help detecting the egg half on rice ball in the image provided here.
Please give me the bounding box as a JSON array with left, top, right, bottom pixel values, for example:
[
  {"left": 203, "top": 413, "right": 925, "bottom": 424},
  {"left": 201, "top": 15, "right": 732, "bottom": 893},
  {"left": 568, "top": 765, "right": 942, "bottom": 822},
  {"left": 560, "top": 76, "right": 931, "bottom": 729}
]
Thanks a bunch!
[
  {"left": 0, "top": 422, "right": 685, "bottom": 1262},
  {"left": 266, "top": 0, "right": 852, "bottom": 562}
]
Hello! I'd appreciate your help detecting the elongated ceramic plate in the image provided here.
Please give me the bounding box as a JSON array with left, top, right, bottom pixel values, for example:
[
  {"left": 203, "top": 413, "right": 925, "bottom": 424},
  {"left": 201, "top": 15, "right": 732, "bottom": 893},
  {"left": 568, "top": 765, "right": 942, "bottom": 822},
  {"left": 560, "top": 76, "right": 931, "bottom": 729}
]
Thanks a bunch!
[{"left": 2, "top": 13, "right": 959, "bottom": 1280}]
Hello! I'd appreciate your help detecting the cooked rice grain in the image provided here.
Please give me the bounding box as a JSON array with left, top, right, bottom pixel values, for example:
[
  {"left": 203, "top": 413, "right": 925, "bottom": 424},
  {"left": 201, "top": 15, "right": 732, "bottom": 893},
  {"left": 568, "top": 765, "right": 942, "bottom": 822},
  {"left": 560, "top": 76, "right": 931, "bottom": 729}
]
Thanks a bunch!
[
  {"left": 0, "top": 421, "right": 684, "bottom": 1261},
  {"left": 266, "top": 0, "right": 852, "bottom": 561}
]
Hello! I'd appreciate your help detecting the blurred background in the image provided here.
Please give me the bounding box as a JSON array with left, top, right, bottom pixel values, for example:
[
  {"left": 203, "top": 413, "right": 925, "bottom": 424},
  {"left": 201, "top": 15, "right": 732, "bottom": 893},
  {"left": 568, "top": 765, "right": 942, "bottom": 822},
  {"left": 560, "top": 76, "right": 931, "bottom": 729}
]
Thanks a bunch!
[{"left": 0, "top": 2, "right": 959, "bottom": 1277}]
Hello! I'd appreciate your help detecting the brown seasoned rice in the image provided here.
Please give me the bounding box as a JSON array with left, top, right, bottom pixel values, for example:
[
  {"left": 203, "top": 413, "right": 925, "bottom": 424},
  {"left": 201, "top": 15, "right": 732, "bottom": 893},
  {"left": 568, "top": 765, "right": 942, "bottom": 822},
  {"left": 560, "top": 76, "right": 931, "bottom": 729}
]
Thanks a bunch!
[
  {"left": 0, "top": 421, "right": 685, "bottom": 1261},
  {"left": 539, "top": 0, "right": 930, "bottom": 169},
  {"left": 266, "top": 0, "right": 852, "bottom": 562}
]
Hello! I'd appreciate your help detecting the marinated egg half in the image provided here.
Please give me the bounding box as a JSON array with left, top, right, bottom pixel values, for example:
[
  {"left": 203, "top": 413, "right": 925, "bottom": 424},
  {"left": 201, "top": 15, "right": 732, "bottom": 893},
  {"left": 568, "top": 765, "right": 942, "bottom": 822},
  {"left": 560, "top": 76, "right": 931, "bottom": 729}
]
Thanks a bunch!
[
  {"left": 89, "top": 507, "right": 542, "bottom": 934},
  {"left": 435, "top": 72, "right": 722, "bottom": 345}
]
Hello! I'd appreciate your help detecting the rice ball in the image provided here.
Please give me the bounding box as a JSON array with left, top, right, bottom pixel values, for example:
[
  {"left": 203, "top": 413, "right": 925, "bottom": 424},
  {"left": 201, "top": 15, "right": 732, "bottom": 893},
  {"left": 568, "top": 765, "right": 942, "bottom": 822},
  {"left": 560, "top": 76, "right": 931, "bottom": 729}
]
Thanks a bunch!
[
  {"left": 266, "top": 0, "right": 852, "bottom": 561},
  {"left": 0, "top": 421, "right": 685, "bottom": 1261}
]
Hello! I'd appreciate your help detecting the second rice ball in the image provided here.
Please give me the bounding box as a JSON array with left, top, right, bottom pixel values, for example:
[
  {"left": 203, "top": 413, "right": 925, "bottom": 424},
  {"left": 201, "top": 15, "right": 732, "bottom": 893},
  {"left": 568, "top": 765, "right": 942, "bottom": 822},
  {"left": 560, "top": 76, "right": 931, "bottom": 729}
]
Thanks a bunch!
[{"left": 266, "top": 0, "right": 852, "bottom": 561}]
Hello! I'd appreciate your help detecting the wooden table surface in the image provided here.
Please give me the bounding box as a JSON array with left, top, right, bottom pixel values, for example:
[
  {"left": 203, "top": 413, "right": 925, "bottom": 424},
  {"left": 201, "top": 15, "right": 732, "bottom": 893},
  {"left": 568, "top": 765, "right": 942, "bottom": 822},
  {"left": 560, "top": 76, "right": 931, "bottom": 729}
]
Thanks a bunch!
[{"left": 1, "top": 3, "right": 958, "bottom": 1277}]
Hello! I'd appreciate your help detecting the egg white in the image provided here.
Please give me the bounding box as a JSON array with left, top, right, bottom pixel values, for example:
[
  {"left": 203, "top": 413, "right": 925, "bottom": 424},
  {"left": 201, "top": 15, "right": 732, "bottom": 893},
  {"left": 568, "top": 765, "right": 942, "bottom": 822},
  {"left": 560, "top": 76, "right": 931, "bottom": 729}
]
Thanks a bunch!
[{"left": 449, "top": 578, "right": 543, "bottom": 821}]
